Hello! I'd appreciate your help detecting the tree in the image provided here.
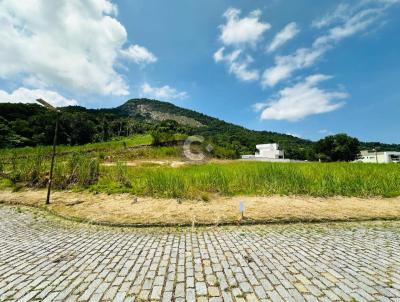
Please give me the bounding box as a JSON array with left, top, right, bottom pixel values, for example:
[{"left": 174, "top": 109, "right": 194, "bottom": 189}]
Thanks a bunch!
[
  {"left": 151, "top": 120, "right": 182, "bottom": 146},
  {"left": 315, "top": 134, "right": 360, "bottom": 162},
  {"left": 0, "top": 118, "right": 14, "bottom": 148},
  {"left": 0, "top": 117, "right": 28, "bottom": 148}
]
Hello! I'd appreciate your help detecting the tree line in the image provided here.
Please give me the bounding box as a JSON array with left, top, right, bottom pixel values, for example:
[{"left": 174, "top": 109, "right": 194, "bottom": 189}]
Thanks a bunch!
[{"left": 1, "top": 102, "right": 398, "bottom": 162}]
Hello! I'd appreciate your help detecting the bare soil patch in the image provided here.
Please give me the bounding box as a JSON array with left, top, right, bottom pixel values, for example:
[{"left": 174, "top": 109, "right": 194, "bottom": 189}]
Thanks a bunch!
[
  {"left": 101, "top": 160, "right": 188, "bottom": 168},
  {"left": 0, "top": 190, "right": 399, "bottom": 226}
]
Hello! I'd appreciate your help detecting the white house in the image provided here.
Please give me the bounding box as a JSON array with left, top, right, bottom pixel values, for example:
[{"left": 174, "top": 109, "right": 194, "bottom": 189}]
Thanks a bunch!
[
  {"left": 356, "top": 150, "right": 400, "bottom": 163},
  {"left": 241, "top": 143, "right": 287, "bottom": 161}
]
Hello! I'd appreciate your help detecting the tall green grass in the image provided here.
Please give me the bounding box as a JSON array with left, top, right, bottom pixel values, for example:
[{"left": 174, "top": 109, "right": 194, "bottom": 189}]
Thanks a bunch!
[
  {"left": 0, "top": 134, "right": 181, "bottom": 165},
  {"left": 93, "top": 162, "right": 400, "bottom": 198},
  {"left": 0, "top": 137, "right": 181, "bottom": 190},
  {"left": 0, "top": 150, "right": 100, "bottom": 189},
  {"left": 1, "top": 142, "right": 399, "bottom": 198},
  {"left": 53, "top": 153, "right": 100, "bottom": 188}
]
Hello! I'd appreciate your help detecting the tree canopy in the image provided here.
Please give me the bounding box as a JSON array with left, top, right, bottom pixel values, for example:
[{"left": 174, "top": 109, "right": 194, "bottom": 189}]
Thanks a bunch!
[{"left": 315, "top": 134, "right": 360, "bottom": 162}]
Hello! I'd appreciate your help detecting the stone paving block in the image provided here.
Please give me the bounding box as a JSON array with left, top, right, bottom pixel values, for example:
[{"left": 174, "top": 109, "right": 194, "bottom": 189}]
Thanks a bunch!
[
  {"left": 174, "top": 282, "right": 185, "bottom": 298},
  {"left": 196, "top": 281, "right": 207, "bottom": 296}
]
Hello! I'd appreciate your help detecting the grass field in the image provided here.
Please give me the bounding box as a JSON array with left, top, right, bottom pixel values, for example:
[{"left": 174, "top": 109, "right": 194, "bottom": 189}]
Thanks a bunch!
[
  {"left": 94, "top": 161, "right": 400, "bottom": 198},
  {"left": 1, "top": 135, "right": 400, "bottom": 199}
]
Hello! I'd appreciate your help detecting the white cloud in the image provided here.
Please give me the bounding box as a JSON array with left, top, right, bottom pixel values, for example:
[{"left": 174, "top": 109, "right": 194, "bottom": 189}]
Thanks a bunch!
[
  {"left": 120, "top": 44, "right": 157, "bottom": 65},
  {"left": 140, "top": 83, "right": 188, "bottom": 101},
  {"left": 251, "top": 102, "right": 267, "bottom": 111},
  {"left": 213, "top": 48, "right": 259, "bottom": 82},
  {"left": 0, "top": 87, "right": 78, "bottom": 107},
  {"left": 318, "top": 129, "right": 334, "bottom": 135},
  {"left": 313, "top": 1, "right": 400, "bottom": 29},
  {"left": 267, "top": 22, "right": 300, "bottom": 53},
  {"left": 312, "top": 4, "right": 351, "bottom": 29},
  {"left": 0, "top": 0, "right": 156, "bottom": 96},
  {"left": 214, "top": 7, "right": 269, "bottom": 82},
  {"left": 228, "top": 59, "right": 259, "bottom": 82},
  {"left": 262, "top": 47, "right": 326, "bottom": 87},
  {"left": 314, "top": 8, "right": 383, "bottom": 47},
  {"left": 262, "top": 1, "right": 398, "bottom": 87},
  {"left": 213, "top": 47, "right": 226, "bottom": 62},
  {"left": 255, "top": 75, "right": 347, "bottom": 121},
  {"left": 219, "top": 8, "right": 271, "bottom": 47}
]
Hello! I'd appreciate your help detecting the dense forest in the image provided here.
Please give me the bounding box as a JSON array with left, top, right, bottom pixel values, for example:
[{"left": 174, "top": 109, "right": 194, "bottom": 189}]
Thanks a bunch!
[{"left": 1, "top": 99, "right": 399, "bottom": 160}]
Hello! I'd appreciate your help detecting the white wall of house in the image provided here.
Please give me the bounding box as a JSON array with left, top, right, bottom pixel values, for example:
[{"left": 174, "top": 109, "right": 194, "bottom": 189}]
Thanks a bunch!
[
  {"left": 241, "top": 143, "right": 285, "bottom": 160},
  {"left": 358, "top": 151, "right": 400, "bottom": 163},
  {"left": 255, "top": 143, "right": 284, "bottom": 159}
]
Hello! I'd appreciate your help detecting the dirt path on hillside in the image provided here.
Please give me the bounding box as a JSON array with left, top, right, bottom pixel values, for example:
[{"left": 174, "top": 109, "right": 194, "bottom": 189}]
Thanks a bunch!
[{"left": 101, "top": 160, "right": 188, "bottom": 168}]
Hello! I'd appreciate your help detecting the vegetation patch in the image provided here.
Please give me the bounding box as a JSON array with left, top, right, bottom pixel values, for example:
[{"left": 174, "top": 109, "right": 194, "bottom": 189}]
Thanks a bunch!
[
  {"left": 2, "top": 150, "right": 399, "bottom": 198},
  {"left": 92, "top": 162, "right": 400, "bottom": 198}
]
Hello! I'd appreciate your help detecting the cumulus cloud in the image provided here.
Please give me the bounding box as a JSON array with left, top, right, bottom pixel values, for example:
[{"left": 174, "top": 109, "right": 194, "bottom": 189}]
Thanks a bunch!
[
  {"left": 252, "top": 102, "right": 268, "bottom": 112},
  {"left": 267, "top": 22, "right": 300, "bottom": 53},
  {"left": 213, "top": 47, "right": 226, "bottom": 63},
  {"left": 120, "top": 44, "right": 157, "bottom": 65},
  {"left": 219, "top": 8, "right": 271, "bottom": 47},
  {"left": 228, "top": 57, "right": 259, "bottom": 82},
  {"left": 0, "top": 87, "right": 78, "bottom": 107},
  {"left": 214, "top": 7, "right": 270, "bottom": 83},
  {"left": 213, "top": 48, "right": 259, "bottom": 82},
  {"left": 255, "top": 75, "right": 347, "bottom": 121},
  {"left": 140, "top": 83, "right": 188, "bottom": 101},
  {"left": 262, "top": 1, "right": 398, "bottom": 87},
  {"left": 262, "top": 47, "right": 326, "bottom": 87},
  {"left": 0, "top": 0, "right": 156, "bottom": 96}
]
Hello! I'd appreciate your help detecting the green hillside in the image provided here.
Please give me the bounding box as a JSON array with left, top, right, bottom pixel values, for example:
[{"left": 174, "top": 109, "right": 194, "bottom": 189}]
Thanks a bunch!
[
  {"left": 0, "top": 99, "right": 399, "bottom": 160},
  {"left": 113, "top": 99, "right": 315, "bottom": 159}
]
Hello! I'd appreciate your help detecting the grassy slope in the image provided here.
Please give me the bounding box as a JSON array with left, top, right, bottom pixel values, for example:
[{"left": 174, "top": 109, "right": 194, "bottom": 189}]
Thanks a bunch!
[
  {"left": 0, "top": 134, "right": 153, "bottom": 158},
  {"left": 115, "top": 99, "right": 400, "bottom": 152}
]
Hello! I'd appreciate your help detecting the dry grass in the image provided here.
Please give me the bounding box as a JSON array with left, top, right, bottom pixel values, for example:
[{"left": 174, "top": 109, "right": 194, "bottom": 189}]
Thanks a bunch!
[
  {"left": 1, "top": 189, "right": 400, "bottom": 226},
  {"left": 101, "top": 160, "right": 188, "bottom": 168}
]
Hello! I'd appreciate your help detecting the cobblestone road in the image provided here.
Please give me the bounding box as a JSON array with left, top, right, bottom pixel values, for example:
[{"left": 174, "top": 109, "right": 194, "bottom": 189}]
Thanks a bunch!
[{"left": 0, "top": 206, "right": 400, "bottom": 302}]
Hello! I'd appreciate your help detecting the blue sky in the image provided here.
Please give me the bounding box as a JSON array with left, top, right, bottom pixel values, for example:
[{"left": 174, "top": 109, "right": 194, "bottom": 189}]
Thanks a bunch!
[{"left": 0, "top": 0, "right": 399, "bottom": 143}]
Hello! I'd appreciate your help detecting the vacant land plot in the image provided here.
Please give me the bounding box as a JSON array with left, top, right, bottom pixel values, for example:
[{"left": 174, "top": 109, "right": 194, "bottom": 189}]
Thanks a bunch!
[
  {"left": 1, "top": 154, "right": 400, "bottom": 198},
  {"left": 95, "top": 161, "right": 400, "bottom": 198},
  {"left": 1, "top": 190, "right": 400, "bottom": 225}
]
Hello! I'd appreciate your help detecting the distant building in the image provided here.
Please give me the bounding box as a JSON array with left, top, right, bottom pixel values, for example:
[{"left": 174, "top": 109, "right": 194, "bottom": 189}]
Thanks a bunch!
[
  {"left": 241, "top": 143, "right": 288, "bottom": 162},
  {"left": 356, "top": 150, "right": 400, "bottom": 163}
]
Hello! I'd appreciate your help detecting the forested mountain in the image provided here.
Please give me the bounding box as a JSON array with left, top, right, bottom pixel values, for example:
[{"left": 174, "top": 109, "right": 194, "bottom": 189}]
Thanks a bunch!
[{"left": 0, "top": 99, "right": 399, "bottom": 160}]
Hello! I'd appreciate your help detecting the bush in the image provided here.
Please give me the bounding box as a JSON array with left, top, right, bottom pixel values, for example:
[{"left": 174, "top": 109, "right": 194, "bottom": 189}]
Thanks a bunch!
[
  {"left": 116, "top": 161, "right": 132, "bottom": 187},
  {"left": 54, "top": 153, "right": 99, "bottom": 188}
]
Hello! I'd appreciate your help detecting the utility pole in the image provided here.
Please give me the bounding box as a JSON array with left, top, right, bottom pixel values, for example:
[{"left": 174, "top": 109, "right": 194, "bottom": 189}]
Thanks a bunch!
[
  {"left": 36, "top": 99, "right": 60, "bottom": 205},
  {"left": 373, "top": 148, "right": 378, "bottom": 164}
]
